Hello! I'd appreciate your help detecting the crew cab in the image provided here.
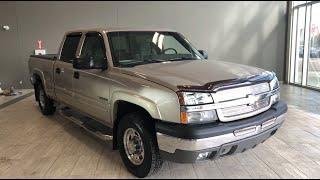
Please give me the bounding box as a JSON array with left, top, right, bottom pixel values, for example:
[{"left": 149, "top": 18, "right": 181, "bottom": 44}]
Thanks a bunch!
[{"left": 28, "top": 28, "right": 287, "bottom": 178}]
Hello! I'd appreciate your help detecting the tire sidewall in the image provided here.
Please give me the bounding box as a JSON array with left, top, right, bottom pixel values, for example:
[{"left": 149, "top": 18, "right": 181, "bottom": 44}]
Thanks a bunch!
[
  {"left": 36, "top": 83, "right": 55, "bottom": 115},
  {"left": 37, "top": 84, "right": 46, "bottom": 111},
  {"left": 118, "top": 115, "right": 155, "bottom": 178}
]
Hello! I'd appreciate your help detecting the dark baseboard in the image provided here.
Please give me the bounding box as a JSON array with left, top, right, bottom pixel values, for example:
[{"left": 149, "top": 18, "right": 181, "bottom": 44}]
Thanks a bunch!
[{"left": 0, "top": 91, "right": 34, "bottom": 110}]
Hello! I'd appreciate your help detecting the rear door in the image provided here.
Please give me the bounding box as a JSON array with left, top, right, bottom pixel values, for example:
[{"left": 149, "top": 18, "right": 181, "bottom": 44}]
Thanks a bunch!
[
  {"left": 54, "top": 32, "right": 82, "bottom": 106},
  {"left": 73, "top": 32, "right": 111, "bottom": 124}
]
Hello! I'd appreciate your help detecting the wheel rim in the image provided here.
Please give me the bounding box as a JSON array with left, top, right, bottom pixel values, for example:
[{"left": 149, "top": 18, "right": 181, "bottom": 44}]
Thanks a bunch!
[
  {"left": 123, "top": 128, "right": 145, "bottom": 165},
  {"left": 39, "top": 88, "right": 45, "bottom": 108}
]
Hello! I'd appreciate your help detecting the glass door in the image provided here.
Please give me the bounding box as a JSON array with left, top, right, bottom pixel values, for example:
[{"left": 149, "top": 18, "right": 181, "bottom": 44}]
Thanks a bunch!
[
  {"left": 289, "top": 1, "right": 320, "bottom": 89},
  {"left": 307, "top": 3, "right": 320, "bottom": 87},
  {"left": 294, "top": 6, "right": 306, "bottom": 85}
]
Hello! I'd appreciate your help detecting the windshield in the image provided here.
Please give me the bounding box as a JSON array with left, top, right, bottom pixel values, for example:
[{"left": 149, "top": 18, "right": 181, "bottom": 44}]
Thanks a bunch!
[{"left": 108, "top": 31, "right": 204, "bottom": 67}]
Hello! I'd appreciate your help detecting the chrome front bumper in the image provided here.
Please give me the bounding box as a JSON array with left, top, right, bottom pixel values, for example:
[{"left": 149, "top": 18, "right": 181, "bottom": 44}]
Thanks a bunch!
[{"left": 157, "top": 113, "right": 286, "bottom": 154}]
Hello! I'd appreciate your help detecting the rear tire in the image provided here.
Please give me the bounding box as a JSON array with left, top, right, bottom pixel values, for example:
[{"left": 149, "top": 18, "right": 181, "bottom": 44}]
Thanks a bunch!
[
  {"left": 35, "top": 83, "right": 56, "bottom": 115},
  {"left": 117, "top": 112, "right": 163, "bottom": 178}
]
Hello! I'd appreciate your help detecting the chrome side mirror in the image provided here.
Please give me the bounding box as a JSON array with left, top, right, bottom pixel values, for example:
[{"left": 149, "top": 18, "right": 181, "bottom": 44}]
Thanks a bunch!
[{"left": 198, "top": 50, "right": 208, "bottom": 59}]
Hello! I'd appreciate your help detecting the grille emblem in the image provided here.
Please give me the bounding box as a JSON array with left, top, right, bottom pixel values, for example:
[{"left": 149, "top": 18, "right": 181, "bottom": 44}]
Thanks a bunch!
[{"left": 247, "top": 94, "right": 259, "bottom": 105}]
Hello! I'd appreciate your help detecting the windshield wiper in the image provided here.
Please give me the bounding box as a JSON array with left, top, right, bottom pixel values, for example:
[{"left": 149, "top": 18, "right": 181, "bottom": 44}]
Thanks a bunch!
[
  {"left": 129, "top": 58, "right": 196, "bottom": 67},
  {"left": 130, "top": 59, "right": 168, "bottom": 67},
  {"left": 167, "top": 57, "right": 198, "bottom": 61},
  {"left": 147, "top": 59, "right": 168, "bottom": 63}
]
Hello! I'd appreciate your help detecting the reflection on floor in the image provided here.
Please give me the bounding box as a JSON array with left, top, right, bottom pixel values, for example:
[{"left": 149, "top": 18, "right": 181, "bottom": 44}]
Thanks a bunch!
[
  {"left": 280, "top": 84, "right": 320, "bottom": 115},
  {"left": 1, "top": 84, "right": 320, "bottom": 178}
]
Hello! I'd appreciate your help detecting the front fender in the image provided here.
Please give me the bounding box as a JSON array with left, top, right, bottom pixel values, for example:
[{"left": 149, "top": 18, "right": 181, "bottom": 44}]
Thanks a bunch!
[{"left": 111, "top": 90, "right": 162, "bottom": 122}]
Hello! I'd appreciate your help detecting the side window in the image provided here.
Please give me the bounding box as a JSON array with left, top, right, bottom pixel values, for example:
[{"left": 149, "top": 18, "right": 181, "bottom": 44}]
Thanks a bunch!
[
  {"left": 60, "top": 34, "right": 82, "bottom": 63},
  {"left": 80, "top": 33, "right": 106, "bottom": 67}
]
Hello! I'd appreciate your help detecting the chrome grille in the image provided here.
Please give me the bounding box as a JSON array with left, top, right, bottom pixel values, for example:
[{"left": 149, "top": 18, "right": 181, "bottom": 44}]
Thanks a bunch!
[
  {"left": 213, "top": 83, "right": 270, "bottom": 102},
  {"left": 211, "top": 82, "right": 276, "bottom": 122},
  {"left": 220, "top": 97, "right": 270, "bottom": 118}
]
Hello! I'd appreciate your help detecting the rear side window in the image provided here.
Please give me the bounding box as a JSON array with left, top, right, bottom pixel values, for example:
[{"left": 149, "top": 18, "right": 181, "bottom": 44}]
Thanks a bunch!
[{"left": 60, "top": 33, "right": 82, "bottom": 63}]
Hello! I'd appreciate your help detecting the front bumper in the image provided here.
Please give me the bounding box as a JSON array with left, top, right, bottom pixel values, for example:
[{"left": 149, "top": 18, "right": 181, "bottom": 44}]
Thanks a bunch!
[{"left": 156, "top": 101, "right": 287, "bottom": 163}]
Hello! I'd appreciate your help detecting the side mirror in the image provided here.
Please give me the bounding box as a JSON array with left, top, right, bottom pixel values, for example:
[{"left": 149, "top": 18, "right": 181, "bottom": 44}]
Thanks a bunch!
[
  {"left": 100, "top": 59, "right": 108, "bottom": 70},
  {"left": 98, "top": 57, "right": 108, "bottom": 70},
  {"left": 73, "top": 58, "right": 91, "bottom": 69},
  {"left": 198, "top": 50, "right": 208, "bottom": 59},
  {"left": 73, "top": 58, "right": 85, "bottom": 69},
  {"left": 73, "top": 57, "right": 107, "bottom": 70}
]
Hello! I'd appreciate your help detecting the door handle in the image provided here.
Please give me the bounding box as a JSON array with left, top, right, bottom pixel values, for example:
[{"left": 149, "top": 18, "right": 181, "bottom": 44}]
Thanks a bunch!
[
  {"left": 56, "top": 68, "right": 61, "bottom": 74},
  {"left": 74, "top": 71, "right": 80, "bottom": 79}
]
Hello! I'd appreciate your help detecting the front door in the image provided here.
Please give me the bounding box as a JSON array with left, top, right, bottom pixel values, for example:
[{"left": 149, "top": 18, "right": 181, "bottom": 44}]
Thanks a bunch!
[
  {"left": 73, "top": 32, "right": 111, "bottom": 124},
  {"left": 54, "top": 33, "right": 82, "bottom": 106}
]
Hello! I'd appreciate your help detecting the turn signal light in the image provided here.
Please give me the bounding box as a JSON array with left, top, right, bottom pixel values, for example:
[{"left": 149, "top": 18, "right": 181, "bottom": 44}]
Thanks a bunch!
[{"left": 180, "top": 111, "right": 188, "bottom": 124}]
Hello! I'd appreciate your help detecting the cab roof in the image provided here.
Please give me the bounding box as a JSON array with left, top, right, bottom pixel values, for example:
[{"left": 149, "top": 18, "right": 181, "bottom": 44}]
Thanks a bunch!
[{"left": 65, "top": 27, "right": 177, "bottom": 35}]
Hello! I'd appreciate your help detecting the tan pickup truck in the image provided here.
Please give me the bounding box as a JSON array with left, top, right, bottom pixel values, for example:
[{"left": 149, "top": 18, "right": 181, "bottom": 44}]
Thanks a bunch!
[{"left": 28, "top": 28, "right": 287, "bottom": 178}]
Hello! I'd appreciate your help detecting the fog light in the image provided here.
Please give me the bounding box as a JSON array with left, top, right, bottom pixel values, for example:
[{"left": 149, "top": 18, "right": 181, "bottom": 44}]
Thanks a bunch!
[{"left": 197, "top": 152, "right": 210, "bottom": 160}]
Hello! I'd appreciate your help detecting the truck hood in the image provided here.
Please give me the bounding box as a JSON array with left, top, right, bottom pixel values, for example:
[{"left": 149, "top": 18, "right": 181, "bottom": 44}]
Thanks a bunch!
[{"left": 118, "top": 59, "right": 271, "bottom": 91}]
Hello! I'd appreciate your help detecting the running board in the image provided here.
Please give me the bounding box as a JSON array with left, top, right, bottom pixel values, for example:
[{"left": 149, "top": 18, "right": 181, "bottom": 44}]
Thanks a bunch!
[{"left": 58, "top": 107, "right": 113, "bottom": 142}]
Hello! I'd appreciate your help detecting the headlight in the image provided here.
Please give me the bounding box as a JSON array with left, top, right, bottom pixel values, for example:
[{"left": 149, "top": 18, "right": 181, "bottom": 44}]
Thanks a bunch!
[
  {"left": 270, "top": 75, "right": 279, "bottom": 90},
  {"left": 177, "top": 92, "right": 213, "bottom": 105},
  {"left": 271, "top": 91, "right": 280, "bottom": 103},
  {"left": 270, "top": 75, "right": 280, "bottom": 104},
  {"left": 178, "top": 92, "right": 217, "bottom": 124}
]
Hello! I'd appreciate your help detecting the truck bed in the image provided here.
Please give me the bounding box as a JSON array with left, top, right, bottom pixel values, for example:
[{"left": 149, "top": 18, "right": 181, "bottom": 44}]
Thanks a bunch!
[
  {"left": 28, "top": 54, "right": 57, "bottom": 98},
  {"left": 30, "top": 54, "right": 57, "bottom": 61}
]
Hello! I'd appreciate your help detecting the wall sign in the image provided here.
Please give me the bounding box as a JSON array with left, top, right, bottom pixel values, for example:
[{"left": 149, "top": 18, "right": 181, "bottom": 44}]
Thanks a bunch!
[{"left": 34, "top": 40, "right": 46, "bottom": 55}]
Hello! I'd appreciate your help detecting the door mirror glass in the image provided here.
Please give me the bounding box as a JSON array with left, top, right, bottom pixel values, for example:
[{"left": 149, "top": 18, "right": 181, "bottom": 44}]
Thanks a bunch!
[
  {"left": 73, "top": 57, "right": 107, "bottom": 70},
  {"left": 198, "top": 50, "right": 208, "bottom": 59}
]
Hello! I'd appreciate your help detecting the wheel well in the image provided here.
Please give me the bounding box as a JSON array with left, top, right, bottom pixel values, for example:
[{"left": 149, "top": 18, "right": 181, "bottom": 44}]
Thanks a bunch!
[
  {"left": 112, "top": 100, "right": 155, "bottom": 150},
  {"left": 33, "top": 74, "right": 42, "bottom": 101}
]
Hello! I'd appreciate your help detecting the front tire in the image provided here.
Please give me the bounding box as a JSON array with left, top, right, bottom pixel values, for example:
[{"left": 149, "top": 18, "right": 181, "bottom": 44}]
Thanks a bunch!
[
  {"left": 35, "top": 83, "right": 56, "bottom": 115},
  {"left": 117, "top": 113, "right": 163, "bottom": 178}
]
